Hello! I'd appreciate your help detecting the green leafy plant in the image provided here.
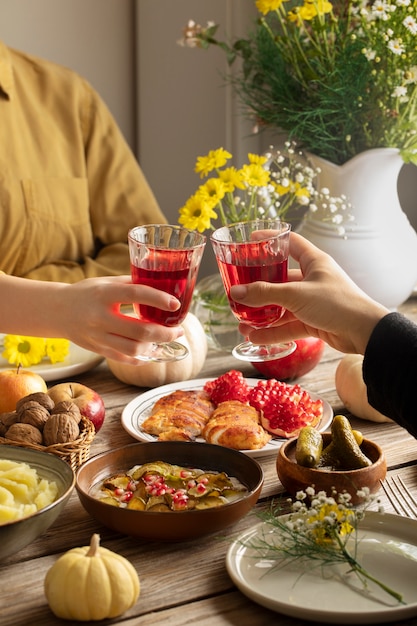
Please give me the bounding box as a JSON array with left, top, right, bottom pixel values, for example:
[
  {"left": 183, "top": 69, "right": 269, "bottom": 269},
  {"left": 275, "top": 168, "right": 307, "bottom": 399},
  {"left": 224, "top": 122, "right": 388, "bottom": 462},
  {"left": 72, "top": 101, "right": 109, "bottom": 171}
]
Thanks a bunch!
[{"left": 179, "top": 0, "right": 417, "bottom": 165}]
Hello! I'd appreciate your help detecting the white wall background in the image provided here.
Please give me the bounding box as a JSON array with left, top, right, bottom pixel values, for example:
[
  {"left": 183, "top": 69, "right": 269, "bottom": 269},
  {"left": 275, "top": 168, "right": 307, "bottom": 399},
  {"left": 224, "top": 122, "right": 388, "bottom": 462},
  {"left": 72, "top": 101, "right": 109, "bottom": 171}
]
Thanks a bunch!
[{"left": 1, "top": 0, "right": 416, "bottom": 277}]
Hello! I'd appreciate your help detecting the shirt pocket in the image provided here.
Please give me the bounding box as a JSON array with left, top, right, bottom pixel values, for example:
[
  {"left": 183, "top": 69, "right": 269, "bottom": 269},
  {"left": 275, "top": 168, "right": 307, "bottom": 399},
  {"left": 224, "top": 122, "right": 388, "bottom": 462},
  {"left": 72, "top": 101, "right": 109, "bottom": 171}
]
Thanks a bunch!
[{"left": 18, "top": 177, "right": 93, "bottom": 274}]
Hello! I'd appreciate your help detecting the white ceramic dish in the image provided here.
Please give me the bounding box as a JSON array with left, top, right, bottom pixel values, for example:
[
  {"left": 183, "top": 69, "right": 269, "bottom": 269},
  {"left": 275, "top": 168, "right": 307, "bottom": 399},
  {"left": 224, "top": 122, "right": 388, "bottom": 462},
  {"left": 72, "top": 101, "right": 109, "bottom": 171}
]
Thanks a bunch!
[
  {"left": 121, "top": 378, "right": 333, "bottom": 458},
  {"left": 0, "top": 341, "right": 103, "bottom": 382},
  {"left": 226, "top": 511, "right": 417, "bottom": 624}
]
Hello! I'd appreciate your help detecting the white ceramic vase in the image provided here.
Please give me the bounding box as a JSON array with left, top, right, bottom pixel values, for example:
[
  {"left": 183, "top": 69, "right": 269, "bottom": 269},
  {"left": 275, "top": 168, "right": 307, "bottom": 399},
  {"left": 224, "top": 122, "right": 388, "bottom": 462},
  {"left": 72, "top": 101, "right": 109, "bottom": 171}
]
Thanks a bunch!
[{"left": 297, "top": 148, "right": 417, "bottom": 309}]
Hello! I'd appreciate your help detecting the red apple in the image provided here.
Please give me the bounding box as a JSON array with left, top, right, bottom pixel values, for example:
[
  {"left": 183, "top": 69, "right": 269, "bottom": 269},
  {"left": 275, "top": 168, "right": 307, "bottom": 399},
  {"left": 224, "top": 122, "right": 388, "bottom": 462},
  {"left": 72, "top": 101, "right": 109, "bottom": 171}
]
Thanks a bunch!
[
  {"left": 0, "top": 367, "right": 48, "bottom": 412},
  {"left": 48, "top": 382, "right": 105, "bottom": 432},
  {"left": 251, "top": 337, "right": 325, "bottom": 381}
]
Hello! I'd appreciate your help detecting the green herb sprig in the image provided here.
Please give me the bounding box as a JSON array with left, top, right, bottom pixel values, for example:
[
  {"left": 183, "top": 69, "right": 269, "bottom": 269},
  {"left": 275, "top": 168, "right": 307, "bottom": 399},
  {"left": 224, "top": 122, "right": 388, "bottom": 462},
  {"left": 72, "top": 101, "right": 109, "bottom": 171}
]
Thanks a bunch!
[{"left": 244, "top": 487, "right": 404, "bottom": 605}]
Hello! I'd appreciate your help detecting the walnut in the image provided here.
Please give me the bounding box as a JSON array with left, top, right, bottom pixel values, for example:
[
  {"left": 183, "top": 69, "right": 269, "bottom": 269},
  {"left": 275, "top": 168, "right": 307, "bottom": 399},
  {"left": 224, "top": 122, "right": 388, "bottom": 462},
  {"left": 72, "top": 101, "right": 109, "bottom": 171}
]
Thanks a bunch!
[
  {"left": 5, "top": 422, "right": 43, "bottom": 445},
  {"left": 50, "top": 401, "right": 82, "bottom": 424},
  {"left": 43, "top": 413, "right": 80, "bottom": 446},
  {"left": 0, "top": 412, "right": 19, "bottom": 436},
  {"left": 16, "top": 392, "right": 54, "bottom": 412},
  {"left": 18, "top": 401, "right": 50, "bottom": 431}
]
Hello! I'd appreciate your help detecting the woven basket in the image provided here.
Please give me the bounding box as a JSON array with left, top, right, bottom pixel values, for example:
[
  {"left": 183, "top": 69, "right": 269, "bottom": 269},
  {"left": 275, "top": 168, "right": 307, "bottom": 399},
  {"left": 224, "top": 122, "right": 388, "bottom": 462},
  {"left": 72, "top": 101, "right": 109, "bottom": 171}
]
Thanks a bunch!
[{"left": 0, "top": 416, "right": 95, "bottom": 472}]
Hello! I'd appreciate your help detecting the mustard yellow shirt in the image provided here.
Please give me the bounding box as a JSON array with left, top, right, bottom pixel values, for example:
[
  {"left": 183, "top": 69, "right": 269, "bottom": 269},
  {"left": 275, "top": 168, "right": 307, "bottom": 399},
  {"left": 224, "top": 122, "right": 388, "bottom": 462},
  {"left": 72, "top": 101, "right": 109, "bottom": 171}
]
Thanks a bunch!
[{"left": 0, "top": 41, "right": 165, "bottom": 282}]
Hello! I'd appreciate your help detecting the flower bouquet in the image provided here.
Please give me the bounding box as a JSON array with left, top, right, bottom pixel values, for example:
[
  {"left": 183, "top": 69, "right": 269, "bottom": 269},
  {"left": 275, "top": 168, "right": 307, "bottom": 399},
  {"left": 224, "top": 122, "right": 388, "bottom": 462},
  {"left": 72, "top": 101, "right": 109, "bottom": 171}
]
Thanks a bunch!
[
  {"left": 179, "top": 0, "right": 417, "bottom": 166},
  {"left": 181, "top": 143, "right": 350, "bottom": 350}
]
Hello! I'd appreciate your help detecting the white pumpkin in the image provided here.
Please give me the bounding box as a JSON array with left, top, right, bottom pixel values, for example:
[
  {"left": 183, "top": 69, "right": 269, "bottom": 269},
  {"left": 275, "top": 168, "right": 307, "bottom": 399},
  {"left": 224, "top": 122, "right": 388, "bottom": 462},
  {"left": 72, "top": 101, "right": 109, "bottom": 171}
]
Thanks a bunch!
[
  {"left": 106, "top": 313, "right": 208, "bottom": 388},
  {"left": 335, "top": 354, "right": 392, "bottom": 423}
]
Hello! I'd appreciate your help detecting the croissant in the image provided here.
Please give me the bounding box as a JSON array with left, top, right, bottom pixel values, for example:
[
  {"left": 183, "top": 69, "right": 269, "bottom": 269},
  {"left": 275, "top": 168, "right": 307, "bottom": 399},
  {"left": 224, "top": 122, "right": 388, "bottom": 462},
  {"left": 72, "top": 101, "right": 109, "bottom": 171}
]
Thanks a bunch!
[
  {"left": 141, "top": 389, "right": 214, "bottom": 439},
  {"left": 203, "top": 401, "right": 271, "bottom": 450}
]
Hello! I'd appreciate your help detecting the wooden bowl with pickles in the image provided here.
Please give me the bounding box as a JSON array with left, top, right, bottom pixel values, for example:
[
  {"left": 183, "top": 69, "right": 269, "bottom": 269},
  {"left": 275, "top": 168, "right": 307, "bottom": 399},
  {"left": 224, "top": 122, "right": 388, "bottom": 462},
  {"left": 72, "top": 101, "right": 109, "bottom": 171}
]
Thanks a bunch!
[{"left": 276, "top": 415, "right": 387, "bottom": 505}]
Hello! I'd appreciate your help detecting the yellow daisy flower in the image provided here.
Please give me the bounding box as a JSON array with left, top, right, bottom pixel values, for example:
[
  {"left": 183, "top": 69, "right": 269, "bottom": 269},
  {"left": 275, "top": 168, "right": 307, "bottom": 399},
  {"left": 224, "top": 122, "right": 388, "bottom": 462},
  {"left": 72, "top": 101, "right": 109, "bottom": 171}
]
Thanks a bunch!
[
  {"left": 194, "top": 148, "right": 232, "bottom": 178},
  {"left": 198, "top": 178, "right": 227, "bottom": 205},
  {"left": 2, "top": 336, "right": 46, "bottom": 368},
  {"left": 255, "top": 0, "right": 286, "bottom": 16},
  {"left": 240, "top": 163, "right": 270, "bottom": 188},
  {"left": 248, "top": 153, "right": 268, "bottom": 166},
  {"left": 218, "top": 167, "right": 245, "bottom": 192},
  {"left": 179, "top": 195, "right": 218, "bottom": 233},
  {"left": 45, "top": 338, "right": 70, "bottom": 364}
]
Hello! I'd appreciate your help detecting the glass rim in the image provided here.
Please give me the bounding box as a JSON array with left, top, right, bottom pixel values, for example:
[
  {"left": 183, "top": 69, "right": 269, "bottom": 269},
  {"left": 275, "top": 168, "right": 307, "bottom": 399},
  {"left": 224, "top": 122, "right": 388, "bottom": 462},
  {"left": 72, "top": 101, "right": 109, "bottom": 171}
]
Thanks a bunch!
[
  {"left": 128, "top": 224, "right": 206, "bottom": 248},
  {"left": 210, "top": 219, "right": 291, "bottom": 244}
]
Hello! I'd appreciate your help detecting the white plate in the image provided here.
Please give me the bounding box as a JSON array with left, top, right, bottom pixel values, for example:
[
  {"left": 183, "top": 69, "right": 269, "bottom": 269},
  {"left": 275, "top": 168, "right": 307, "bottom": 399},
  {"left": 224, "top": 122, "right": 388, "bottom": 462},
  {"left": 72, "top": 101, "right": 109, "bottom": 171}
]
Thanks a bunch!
[
  {"left": 226, "top": 511, "right": 417, "bottom": 624},
  {"left": 121, "top": 378, "right": 333, "bottom": 458},
  {"left": 0, "top": 341, "right": 103, "bottom": 382}
]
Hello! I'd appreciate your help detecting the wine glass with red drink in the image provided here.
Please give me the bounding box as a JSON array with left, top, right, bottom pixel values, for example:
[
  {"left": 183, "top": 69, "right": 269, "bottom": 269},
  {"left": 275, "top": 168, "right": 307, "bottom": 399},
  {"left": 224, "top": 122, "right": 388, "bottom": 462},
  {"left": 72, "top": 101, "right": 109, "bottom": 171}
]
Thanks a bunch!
[
  {"left": 128, "top": 224, "right": 206, "bottom": 361},
  {"left": 210, "top": 219, "right": 296, "bottom": 362}
]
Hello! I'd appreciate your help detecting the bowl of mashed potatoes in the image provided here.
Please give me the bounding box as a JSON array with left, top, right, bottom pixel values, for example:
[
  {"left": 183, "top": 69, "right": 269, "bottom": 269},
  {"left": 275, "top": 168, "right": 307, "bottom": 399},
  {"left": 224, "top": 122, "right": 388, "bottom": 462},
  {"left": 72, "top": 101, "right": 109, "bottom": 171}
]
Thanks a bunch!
[{"left": 0, "top": 445, "right": 75, "bottom": 560}]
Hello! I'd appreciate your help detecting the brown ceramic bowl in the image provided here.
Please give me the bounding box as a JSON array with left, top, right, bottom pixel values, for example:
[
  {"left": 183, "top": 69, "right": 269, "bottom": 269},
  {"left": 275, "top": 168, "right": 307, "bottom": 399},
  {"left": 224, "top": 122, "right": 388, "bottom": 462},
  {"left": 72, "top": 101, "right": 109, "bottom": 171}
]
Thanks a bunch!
[
  {"left": 0, "top": 445, "right": 75, "bottom": 560},
  {"left": 276, "top": 433, "right": 387, "bottom": 505},
  {"left": 76, "top": 441, "right": 264, "bottom": 541}
]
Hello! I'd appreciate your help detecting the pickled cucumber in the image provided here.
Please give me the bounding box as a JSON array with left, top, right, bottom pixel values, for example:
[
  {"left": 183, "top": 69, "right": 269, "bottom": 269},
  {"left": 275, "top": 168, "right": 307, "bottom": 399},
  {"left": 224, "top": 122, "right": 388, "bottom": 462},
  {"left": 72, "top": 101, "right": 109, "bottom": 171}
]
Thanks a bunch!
[
  {"left": 330, "top": 415, "right": 372, "bottom": 469},
  {"left": 321, "top": 427, "right": 364, "bottom": 467},
  {"left": 295, "top": 426, "right": 323, "bottom": 468}
]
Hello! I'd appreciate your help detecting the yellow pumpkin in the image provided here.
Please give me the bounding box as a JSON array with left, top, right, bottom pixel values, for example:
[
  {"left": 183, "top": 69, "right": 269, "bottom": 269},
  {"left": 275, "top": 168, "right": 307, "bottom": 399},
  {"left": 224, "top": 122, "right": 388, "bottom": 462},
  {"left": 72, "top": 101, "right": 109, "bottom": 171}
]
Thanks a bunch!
[
  {"left": 106, "top": 312, "right": 208, "bottom": 388},
  {"left": 335, "top": 354, "right": 392, "bottom": 423},
  {"left": 44, "top": 534, "right": 140, "bottom": 621}
]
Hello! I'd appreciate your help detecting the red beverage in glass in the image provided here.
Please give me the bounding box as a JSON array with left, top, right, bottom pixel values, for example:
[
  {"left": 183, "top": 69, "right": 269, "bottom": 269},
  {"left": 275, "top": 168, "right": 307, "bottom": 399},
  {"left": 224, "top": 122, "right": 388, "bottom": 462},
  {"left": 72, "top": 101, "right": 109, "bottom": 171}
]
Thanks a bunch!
[
  {"left": 217, "top": 255, "right": 288, "bottom": 328},
  {"left": 128, "top": 224, "right": 206, "bottom": 362},
  {"left": 131, "top": 259, "right": 197, "bottom": 327},
  {"left": 210, "top": 219, "right": 295, "bottom": 362}
]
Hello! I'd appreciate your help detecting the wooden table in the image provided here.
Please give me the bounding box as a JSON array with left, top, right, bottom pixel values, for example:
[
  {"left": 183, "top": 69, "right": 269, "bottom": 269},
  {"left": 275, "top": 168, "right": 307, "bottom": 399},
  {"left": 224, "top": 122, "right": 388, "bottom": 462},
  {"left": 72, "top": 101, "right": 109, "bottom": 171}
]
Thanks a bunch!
[{"left": 2, "top": 296, "right": 417, "bottom": 626}]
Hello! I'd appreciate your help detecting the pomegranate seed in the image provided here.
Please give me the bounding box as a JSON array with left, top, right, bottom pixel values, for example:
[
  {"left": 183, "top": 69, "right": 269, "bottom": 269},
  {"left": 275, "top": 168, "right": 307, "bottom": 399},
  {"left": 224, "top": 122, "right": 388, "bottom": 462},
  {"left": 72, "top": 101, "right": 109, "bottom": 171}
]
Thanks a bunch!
[
  {"left": 120, "top": 491, "right": 133, "bottom": 502},
  {"left": 197, "top": 483, "right": 207, "bottom": 494},
  {"left": 187, "top": 480, "right": 197, "bottom": 489},
  {"left": 180, "top": 470, "right": 192, "bottom": 479},
  {"left": 114, "top": 487, "right": 124, "bottom": 496}
]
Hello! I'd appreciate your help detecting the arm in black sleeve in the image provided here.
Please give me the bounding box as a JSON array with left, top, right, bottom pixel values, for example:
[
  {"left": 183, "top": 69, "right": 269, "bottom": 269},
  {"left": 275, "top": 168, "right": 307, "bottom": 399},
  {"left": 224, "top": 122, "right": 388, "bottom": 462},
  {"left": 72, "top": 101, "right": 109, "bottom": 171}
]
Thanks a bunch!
[{"left": 363, "top": 312, "right": 417, "bottom": 438}]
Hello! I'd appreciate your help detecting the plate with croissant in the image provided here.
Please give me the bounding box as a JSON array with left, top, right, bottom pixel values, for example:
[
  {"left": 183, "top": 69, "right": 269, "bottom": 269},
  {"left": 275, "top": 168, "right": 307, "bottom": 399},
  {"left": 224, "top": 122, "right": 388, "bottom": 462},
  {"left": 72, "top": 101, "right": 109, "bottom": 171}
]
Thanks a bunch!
[{"left": 121, "top": 375, "right": 333, "bottom": 458}]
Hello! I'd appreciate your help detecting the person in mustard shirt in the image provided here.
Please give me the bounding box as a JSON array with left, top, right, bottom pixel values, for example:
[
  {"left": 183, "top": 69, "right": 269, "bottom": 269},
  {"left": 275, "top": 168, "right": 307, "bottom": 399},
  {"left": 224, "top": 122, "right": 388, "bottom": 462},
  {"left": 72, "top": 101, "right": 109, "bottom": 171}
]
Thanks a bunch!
[
  {"left": 0, "top": 40, "right": 165, "bottom": 282},
  {"left": 0, "top": 41, "right": 186, "bottom": 364}
]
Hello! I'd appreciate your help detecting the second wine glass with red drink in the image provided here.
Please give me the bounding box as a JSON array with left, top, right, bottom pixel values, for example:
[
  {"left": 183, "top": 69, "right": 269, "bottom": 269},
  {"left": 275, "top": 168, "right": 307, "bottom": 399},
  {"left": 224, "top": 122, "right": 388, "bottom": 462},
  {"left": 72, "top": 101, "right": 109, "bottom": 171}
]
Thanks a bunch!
[
  {"left": 128, "top": 224, "right": 206, "bottom": 361},
  {"left": 211, "top": 219, "right": 296, "bottom": 362}
]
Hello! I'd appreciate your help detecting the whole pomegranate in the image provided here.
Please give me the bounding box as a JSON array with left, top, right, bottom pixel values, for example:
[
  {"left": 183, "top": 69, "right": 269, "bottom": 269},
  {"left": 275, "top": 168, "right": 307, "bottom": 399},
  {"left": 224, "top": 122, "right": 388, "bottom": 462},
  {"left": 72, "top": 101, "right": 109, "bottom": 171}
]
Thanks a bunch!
[{"left": 251, "top": 337, "right": 325, "bottom": 381}]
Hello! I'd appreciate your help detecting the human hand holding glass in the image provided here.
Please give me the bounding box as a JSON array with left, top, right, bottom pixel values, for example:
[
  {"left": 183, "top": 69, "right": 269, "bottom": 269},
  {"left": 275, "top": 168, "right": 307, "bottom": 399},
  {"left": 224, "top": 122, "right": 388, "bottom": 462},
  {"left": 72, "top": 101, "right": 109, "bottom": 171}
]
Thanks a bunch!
[
  {"left": 128, "top": 224, "right": 206, "bottom": 361},
  {"left": 210, "top": 219, "right": 296, "bottom": 362}
]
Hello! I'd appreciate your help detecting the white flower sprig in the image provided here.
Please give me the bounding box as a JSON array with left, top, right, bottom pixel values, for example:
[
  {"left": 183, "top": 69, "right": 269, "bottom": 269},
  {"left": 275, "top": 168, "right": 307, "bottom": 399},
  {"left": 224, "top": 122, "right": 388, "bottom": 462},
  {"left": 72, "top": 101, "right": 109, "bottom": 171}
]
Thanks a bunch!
[{"left": 244, "top": 486, "right": 404, "bottom": 605}]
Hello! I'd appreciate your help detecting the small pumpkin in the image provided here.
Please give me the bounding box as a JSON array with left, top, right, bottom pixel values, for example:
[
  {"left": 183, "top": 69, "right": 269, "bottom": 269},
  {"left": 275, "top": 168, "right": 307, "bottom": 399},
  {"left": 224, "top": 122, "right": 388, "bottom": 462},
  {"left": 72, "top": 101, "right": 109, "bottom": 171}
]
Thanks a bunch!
[
  {"left": 106, "top": 312, "right": 208, "bottom": 388},
  {"left": 335, "top": 354, "right": 392, "bottom": 423},
  {"left": 44, "top": 534, "right": 140, "bottom": 621}
]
